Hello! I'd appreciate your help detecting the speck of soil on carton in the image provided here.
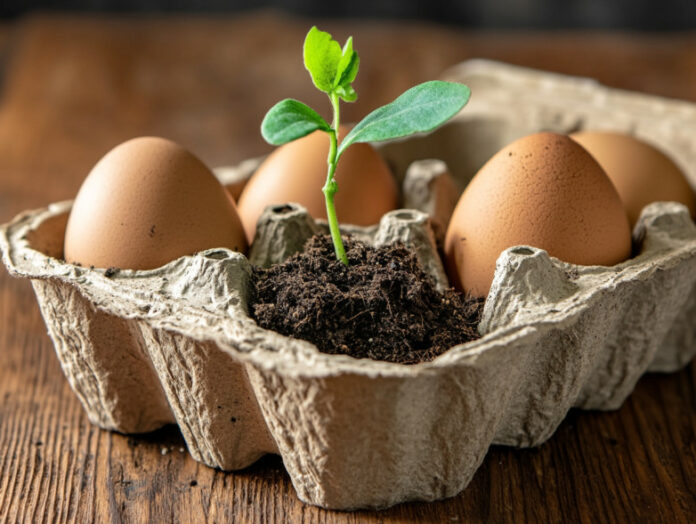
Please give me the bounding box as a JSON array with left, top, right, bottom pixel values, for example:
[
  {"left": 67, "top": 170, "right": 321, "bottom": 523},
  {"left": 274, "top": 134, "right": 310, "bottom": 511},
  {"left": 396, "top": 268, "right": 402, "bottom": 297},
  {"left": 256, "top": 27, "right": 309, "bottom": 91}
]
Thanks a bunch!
[{"left": 250, "top": 234, "right": 483, "bottom": 364}]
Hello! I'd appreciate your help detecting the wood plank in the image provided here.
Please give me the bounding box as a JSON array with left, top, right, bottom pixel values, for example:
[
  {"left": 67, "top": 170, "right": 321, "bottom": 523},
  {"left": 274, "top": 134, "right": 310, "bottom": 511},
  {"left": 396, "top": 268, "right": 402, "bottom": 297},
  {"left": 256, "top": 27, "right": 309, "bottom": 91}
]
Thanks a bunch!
[{"left": 0, "top": 13, "right": 694, "bottom": 522}]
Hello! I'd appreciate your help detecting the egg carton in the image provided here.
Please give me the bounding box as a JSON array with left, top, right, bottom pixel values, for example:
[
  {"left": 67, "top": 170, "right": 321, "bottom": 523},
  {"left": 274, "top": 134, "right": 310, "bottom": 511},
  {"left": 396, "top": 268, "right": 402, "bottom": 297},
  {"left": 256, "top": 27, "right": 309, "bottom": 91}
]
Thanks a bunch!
[{"left": 2, "top": 59, "right": 696, "bottom": 510}]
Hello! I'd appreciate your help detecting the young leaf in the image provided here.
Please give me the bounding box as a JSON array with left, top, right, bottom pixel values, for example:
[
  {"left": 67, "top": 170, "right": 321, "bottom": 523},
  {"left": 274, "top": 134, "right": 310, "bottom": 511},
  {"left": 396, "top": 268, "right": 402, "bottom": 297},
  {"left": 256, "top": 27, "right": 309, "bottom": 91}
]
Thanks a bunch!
[
  {"left": 335, "top": 85, "right": 357, "bottom": 102},
  {"left": 333, "top": 37, "right": 359, "bottom": 89},
  {"left": 337, "top": 81, "right": 471, "bottom": 157},
  {"left": 261, "top": 99, "right": 331, "bottom": 146},
  {"left": 303, "top": 26, "right": 342, "bottom": 93}
]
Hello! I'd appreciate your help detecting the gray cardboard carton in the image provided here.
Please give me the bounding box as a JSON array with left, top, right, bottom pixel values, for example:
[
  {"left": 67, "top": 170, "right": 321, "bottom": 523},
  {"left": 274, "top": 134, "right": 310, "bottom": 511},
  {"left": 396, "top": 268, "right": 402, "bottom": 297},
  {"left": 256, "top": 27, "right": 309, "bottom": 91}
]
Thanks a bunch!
[{"left": 1, "top": 60, "right": 695, "bottom": 509}]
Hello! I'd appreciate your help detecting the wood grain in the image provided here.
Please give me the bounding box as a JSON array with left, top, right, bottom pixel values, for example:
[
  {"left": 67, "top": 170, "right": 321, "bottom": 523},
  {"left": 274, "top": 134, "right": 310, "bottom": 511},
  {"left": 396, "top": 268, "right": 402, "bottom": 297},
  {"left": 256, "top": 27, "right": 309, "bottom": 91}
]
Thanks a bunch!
[{"left": 0, "top": 13, "right": 694, "bottom": 522}]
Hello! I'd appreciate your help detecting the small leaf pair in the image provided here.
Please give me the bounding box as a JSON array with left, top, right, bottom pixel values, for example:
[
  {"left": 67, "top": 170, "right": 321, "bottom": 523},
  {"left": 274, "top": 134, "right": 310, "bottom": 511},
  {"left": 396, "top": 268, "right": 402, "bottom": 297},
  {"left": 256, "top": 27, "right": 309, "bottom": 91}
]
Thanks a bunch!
[{"left": 304, "top": 26, "right": 359, "bottom": 101}]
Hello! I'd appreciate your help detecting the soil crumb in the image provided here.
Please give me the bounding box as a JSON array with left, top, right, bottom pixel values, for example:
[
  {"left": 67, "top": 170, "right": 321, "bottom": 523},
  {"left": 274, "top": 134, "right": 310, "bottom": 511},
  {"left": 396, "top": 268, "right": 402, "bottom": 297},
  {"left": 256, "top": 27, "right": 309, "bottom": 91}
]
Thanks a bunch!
[{"left": 250, "top": 235, "right": 483, "bottom": 364}]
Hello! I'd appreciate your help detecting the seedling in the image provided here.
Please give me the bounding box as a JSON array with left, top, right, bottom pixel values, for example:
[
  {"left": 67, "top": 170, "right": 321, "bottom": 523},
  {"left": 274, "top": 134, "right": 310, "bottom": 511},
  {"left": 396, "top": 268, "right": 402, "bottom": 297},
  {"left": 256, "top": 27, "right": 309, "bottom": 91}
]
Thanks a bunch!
[{"left": 261, "top": 26, "right": 471, "bottom": 265}]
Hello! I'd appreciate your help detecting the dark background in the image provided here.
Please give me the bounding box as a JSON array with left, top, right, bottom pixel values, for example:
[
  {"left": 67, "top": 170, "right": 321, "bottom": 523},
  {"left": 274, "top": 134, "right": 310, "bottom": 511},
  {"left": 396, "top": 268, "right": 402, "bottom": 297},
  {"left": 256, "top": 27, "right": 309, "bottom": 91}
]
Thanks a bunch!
[{"left": 1, "top": 0, "right": 696, "bottom": 30}]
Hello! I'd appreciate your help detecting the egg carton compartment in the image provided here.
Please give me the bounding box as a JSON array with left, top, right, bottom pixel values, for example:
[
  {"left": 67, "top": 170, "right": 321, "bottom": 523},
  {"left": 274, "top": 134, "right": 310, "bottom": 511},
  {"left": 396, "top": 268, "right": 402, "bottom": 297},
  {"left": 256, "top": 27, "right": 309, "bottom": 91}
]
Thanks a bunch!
[{"left": 1, "top": 59, "right": 696, "bottom": 510}]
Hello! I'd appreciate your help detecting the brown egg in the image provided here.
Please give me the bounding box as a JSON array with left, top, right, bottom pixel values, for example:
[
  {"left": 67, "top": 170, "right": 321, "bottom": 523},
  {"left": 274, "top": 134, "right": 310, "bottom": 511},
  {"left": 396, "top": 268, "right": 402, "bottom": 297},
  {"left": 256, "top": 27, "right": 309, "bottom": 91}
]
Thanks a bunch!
[
  {"left": 444, "top": 132, "right": 631, "bottom": 297},
  {"left": 64, "top": 137, "right": 247, "bottom": 270},
  {"left": 237, "top": 126, "right": 398, "bottom": 243},
  {"left": 571, "top": 131, "right": 696, "bottom": 226}
]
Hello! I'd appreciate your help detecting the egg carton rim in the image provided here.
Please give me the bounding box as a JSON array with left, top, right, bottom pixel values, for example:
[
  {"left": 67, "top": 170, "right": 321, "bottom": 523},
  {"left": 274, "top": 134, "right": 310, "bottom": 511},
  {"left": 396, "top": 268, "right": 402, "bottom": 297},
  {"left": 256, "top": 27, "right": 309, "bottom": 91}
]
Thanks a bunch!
[
  {"left": 2, "top": 192, "right": 695, "bottom": 379},
  {"left": 443, "top": 58, "right": 696, "bottom": 117}
]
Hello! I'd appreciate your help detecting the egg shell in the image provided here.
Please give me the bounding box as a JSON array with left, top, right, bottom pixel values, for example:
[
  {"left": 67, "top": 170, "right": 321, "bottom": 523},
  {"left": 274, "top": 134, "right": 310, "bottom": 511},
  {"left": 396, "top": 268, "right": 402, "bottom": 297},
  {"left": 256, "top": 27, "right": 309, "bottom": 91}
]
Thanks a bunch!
[
  {"left": 444, "top": 132, "right": 632, "bottom": 297},
  {"left": 236, "top": 127, "right": 398, "bottom": 243},
  {"left": 571, "top": 131, "right": 696, "bottom": 226},
  {"left": 64, "top": 137, "right": 247, "bottom": 270}
]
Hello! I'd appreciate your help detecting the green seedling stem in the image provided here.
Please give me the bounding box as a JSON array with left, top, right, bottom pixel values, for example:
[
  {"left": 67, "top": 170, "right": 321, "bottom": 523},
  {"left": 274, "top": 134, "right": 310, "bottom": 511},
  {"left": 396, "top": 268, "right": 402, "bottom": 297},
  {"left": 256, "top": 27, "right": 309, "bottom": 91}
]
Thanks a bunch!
[{"left": 322, "top": 93, "right": 348, "bottom": 264}]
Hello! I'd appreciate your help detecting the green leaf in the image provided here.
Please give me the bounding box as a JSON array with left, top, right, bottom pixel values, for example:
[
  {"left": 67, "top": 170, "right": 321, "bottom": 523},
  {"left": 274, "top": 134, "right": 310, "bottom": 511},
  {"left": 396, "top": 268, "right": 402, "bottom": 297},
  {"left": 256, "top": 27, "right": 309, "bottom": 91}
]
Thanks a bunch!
[
  {"left": 303, "top": 26, "right": 342, "bottom": 93},
  {"left": 337, "top": 81, "right": 471, "bottom": 157},
  {"left": 335, "top": 84, "right": 357, "bottom": 102},
  {"left": 261, "top": 99, "right": 331, "bottom": 146},
  {"left": 333, "top": 37, "right": 359, "bottom": 89}
]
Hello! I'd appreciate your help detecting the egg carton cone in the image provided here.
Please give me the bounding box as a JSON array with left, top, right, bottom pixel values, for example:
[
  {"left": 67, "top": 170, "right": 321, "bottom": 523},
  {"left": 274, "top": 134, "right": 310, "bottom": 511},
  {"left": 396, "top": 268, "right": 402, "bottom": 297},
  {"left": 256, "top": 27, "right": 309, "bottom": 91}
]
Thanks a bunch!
[{"left": 2, "top": 59, "right": 696, "bottom": 510}]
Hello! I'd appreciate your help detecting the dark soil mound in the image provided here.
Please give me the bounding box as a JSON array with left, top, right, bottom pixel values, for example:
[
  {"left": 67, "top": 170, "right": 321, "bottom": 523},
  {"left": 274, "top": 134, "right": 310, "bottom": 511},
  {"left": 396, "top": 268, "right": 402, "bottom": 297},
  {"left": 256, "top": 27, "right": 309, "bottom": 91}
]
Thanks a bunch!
[{"left": 250, "top": 234, "right": 483, "bottom": 365}]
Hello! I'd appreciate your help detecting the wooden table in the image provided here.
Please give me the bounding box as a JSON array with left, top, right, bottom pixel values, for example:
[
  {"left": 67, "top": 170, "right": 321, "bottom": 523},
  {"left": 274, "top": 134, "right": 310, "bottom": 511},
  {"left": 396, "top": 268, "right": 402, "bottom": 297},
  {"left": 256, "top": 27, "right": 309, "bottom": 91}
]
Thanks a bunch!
[{"left": 0, "top": 13, "right": 694, "bottom": 522}]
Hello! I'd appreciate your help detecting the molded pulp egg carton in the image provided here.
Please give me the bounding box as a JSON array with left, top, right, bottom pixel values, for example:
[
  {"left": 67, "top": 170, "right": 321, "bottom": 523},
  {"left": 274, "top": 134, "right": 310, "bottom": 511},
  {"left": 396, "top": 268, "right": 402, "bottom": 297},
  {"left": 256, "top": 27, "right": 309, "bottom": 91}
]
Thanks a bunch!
[{"left": 2, "top": 60, "right": 696, "bottom": 510}]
